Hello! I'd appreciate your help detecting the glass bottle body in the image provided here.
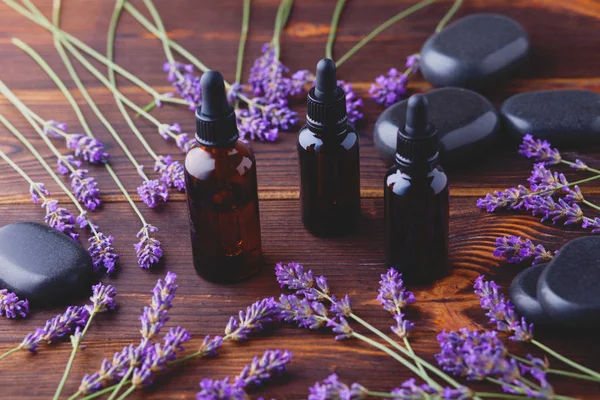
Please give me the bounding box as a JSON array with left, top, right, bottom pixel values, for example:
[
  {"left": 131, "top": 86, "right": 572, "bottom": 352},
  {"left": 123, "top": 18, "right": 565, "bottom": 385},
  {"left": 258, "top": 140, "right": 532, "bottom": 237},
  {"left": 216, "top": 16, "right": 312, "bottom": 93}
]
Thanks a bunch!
[
  {"left": 297, "top": 124, "right": 361, "bottom": 236},
  {"left": 184, "top": 140, "right": 262, "bottom": 283},
  {"left": 384, "top": 164, "right": 449, "bottom": 283}
]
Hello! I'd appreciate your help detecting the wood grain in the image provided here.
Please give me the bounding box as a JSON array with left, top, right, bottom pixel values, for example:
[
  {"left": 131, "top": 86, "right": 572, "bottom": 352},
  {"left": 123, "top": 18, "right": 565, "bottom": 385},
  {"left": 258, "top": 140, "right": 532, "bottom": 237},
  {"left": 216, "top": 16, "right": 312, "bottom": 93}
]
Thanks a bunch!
[{"left": 1, "top": 0, "right": 600, "bottom": 399}]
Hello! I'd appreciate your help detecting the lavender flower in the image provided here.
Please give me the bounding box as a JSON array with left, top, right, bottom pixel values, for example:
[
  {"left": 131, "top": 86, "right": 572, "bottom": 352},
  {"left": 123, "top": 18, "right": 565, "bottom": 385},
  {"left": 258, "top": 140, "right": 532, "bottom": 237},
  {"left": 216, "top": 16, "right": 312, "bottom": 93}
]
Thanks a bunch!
[
  {"left": 527, "top": 196, "right": 584, "bottom": 226},
  {"left": 57, "top": 155, "right": 82, "bottom": 175},
  {"left": 19, "top": 306, "right": 89, "bottom": 352},
  {"left": 176, "top": 132, "right": 191, "bottom": 153},
  {"left": 154, "top": 155, "right": 185, "bottom": 191},
  {"left": 264, "top": 99, "right": 298, "bottom": 131},
  {"left": 277, "top": 294, "right": 327, "bottom": 330},
  {"left": 390, "top": 378, "right": 471, "bottom": 400},
  {"left": 42, "top": 199, "right": 79, "bottom": 240},
  {"left": 518, "top": 134, "right": 561, "bottom": 165},
  {"left": 564, "top": 185, "right": 584, "bottom": 203},
  {"left": 377, "top": 269, "right": 415, "bottom": 314},
  {"left": 308, "top": 374, "right": 367, "bottom": 400},
  {"left": 0, "top": 289, "right": 29, "bottom": 319},
  {"left": 227, "top": 82, "right": 244, "bottom": 104},
  {"left": 66, "top": 134, "right": 109, "bottom": 164},
  {"left": 493, "top": 236, "right": 555, "bottom": 265},
  {"left": 248, "top": 43, "right": 285, "bottom": 99},
  {"left": 476, "top": 185, "right": 530, "bottom": 212},
  {"left": 290, "top": 69, "right": 314, "bottom": 95},
  {"left": 326, "top": 315, "right": 354, "bottom": 341},
  {"left": 369, "top": 68, "right": 409, "bottom": 107},
  {"left": 570, "top": 159, "right": 588, "bottom": 170},
  {"left": 134, "top": 224, "right": 162, "bottom": 269},
  {"left": 224, "top": 297, "right": 278, "bottom": 341},
  {"left": 29, "top": 182, "right": 49, "bottom": 204},
  {"left": 163, "top": 62, "right": 201, "bottom": 110},
  {"left": 236, "top": 107, "right": 278, "bottom": 142},
  {"left": 474, "top": 276, "right": 534, "bottom": 342},
  {"left": 339, "top": 80, "right": 363, "bottom": 125},
  {"left": 405, "top": 54, "right": 421, "bottom": 72},
  {"left": 43, "top": 120, "right": 67, "bottom": 138},
  {"left": 391, "top": 313, "right": 414, "bottom": 339},
  {"left": 528, "top": 163, "right": 568, "bottom": 192},
  {"left": 70, "top": 169, "right": 101, "bottom": 210},
  {"left": 137, "top": 178, "right": 169, "bottom": 208},
  {"left": 87, "top": 283, "right": 117, "bottom": 313},
  {"left": 198, "top": 335, "right": 224, "bottom": 357},
  {"left": 274, "top": 261, "right": 330, "bottom": 301},
  {"left": 236, "top": 349, "right": 293, "bottom": 387},
  {"left": 583, "top": 217, "right": 600, "bottom": 233},
  {"left": 140, "top": 271, "right": 178, "bottom": 340},
  {"left": 330, "top": 294, "right": 352, "bottom": 317},
  {"left": 159, "top": 122, "right": 192, "bottom": 153},
  {"left": 197, "top": 377, "right": 246, "bottom": 400},
  {"left": 88, "top": 233, "right": 119, "bottom": 273}
]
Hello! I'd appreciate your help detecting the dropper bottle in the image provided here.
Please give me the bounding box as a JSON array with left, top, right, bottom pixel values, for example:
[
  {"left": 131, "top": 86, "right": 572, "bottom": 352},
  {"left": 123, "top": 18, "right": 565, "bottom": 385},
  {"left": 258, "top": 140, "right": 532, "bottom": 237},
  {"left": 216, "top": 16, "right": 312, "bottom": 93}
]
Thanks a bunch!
[
  {"left": 184, "top": 70, "right": 262, "bottom": 283},
  {"left": 297, "top": 58, "right": 361, "bottom": 236},
  {"left": 384, "top": 94, "right": 449, "bottom": 283}
]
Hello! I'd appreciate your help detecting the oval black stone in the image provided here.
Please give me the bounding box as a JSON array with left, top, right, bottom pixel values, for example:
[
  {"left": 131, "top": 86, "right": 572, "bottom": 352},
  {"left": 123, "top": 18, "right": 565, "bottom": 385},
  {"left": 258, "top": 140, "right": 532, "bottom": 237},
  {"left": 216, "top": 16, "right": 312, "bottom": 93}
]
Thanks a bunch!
[
  {"left": 420, "top": 13, "right": 530, "bottom": 90},
  {"left": 0, "top": 222, "right": 95, "bottom": 306},
  {"left": 501, "top": 90, "right": 600, "bottom": 145},
  {"left": 509, "top": 263, "right": 553, "bottom": 327},
  {"left": 373, "top": 87, "right": 501, "bottom": 166},
  {"left": 537, "top": 236, "right": 600, "bottom": 328}
]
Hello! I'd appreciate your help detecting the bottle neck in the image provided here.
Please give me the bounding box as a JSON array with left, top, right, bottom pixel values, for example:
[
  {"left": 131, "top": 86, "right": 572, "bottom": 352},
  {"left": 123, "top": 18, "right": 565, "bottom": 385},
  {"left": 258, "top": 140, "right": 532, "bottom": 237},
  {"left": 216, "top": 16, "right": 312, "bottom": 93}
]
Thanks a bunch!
[
  {"left": 395, "top": 152, "right": 440, "bottom": 174},
  {"left": 305, "top": 120, "right": 350, "bottom": 138}
]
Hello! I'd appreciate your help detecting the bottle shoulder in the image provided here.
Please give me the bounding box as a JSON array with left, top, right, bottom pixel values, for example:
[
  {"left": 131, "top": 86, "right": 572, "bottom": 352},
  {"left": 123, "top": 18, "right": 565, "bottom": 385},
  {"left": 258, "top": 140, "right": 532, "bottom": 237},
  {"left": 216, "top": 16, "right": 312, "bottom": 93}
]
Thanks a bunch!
[
  {"left": 298, "top": 125, "right": 359, "bottom": 152},
  {"left": 385, "top": 165, "right": 448, "bottom": 196},
  {"left": 185, "top": 140, "right": 256, "bottom": 180}
]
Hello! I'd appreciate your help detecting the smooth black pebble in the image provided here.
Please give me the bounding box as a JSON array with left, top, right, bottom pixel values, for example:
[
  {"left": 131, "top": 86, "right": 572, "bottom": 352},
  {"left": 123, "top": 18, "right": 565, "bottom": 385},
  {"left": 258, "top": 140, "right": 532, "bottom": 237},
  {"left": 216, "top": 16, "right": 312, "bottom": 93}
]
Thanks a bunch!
[
  {"left": 501, "top": 90, "right": 600, "bottom": 145},
  {"left": 509, "top": 263, "right": 553, "bottom": 326},
  {"left": 0, "top": 222, "right": 95, "bottom": 306},
  {"left": 373, "top": 87, "right": 501, "bottom": 166},
  {"left": 537, "top": 236, "right": 600, "bottom": 328},
  {"left": 420, "top": 13, "right": 529, "bottom": 90}
]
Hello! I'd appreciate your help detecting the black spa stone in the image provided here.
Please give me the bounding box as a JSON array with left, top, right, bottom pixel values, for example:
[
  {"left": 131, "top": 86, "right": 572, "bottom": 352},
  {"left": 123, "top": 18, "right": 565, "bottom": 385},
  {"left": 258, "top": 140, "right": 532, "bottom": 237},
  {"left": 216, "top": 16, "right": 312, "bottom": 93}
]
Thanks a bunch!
[
  {"left": 373, "top": 87, "right": 501, "bottom": 166},
  {"left": 537, "top": 236, "right": 600, "bottom": 328},
  {"left": 0, "top": 222, "right": 95, "bottom": 306},
  {"left": 501, "top": 90, "right": 600, "bottom": 145},
  {"left": 509, "top": 263, "right": 553, "bottom": 326},
  {"left": 420, "top": 13, "right": 529, "bottom": 90}
]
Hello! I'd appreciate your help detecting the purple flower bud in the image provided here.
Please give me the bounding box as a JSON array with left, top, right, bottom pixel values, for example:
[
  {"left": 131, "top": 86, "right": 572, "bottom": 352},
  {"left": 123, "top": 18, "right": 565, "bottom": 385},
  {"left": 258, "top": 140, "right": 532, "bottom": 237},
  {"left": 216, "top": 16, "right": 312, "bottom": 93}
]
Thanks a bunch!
[
  {"left": 224, "top": 297, "right": 278, "bottom": 341},
  {"left": 338, "top": 80, "right": 363, "bottom": 125},
  {"left": 43, "top": 120, "right": 67, "bottom": 138},
  {"left": 57, "top": 155, "right": 82, "bottom": 175},
  {"left": 42, "top": 199, "right": 79, "bottom": 240},
  {"left": 139, "top": 271, "right": 177, "bottom": 339},
  {"left": 274, "top": 262, "right": 323, "bottom": 300},
  {"left": 330, "top": 294, "right": 352, "bottom": 317},
  {"left": 88, "top": 233, "right": 119, "bottom": 273},
  {"left": 236, "top": 107, "right": 278, "bottom": 142},
  {"left": 391, "top": 313, "right": 414, "bottom": 339},
  {"left": 369, "top": 68, "right": 409, "bottom": 107},
  {"left": 308, "top": 374, "right": 368, "bottom": 400},
  {"left": 134, "top": 224, "right": 162, "bottom": 269},
  {"left": 66, "top": 134, "right": 109, "bottom": 164},
  {"left": 88, "top": 283, "right": 117, "bottom": 313},
  {"left": 19, "top": 306, "right": 89, "bottom": 352},
  {"left": 70, "top": 169, "right": 102, "bottom": 210},
  {"left": 164, "top": 63, "right": 202, "bottom": 109},
  {"left": 391, "top": 377, "right": 470, "bottom": 400},
  {"left": 405, "top": 54, "right": 421, "bottom": 71},
  {"left": 29, "top": 182, "right": 49, "bottom": 204},
  {"left": 176, "top": 133, "right": 191, "bottom": 153},
  {"left": 477, "top": 185, "right": 530, "bottom": 212},
  {"left": 137, "top": 179, "right": 169, "bottom": 209},
  {"left": 377, "top": 269, "right": 416, "bottom": 314},
  {"left": 154, "top": 155, "right": 185, "bottom": 192},
  {"left": 0, "top": 289, "right": 29, "bottom": 319},
  {"left": 518, "top": 134, "right": 561, "bottom": 165},
  {"left": 198, "top": 335, "right": 223, "bottom": 357},
  {"left": 571, "top": 159, "right": 588, "bottom": 170},
  {"left": 197, "top": 377, "right": 246, "bottom": 400},
  {"left": 236, "top": 349, "right": 293, "bottom": 387}
]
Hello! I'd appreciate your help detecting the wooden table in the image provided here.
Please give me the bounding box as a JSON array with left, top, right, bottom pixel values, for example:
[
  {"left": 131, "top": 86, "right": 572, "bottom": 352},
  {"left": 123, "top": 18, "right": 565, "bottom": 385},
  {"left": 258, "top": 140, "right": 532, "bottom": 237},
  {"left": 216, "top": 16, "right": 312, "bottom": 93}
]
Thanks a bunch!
[{"left": 1, "top": 0, "right": 599, "bottom": 398}]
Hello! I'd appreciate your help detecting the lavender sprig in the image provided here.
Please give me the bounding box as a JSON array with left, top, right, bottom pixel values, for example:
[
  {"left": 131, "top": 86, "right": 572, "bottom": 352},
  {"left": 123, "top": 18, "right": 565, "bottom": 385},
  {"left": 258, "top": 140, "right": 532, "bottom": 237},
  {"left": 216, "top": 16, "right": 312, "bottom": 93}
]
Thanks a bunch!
[
  {"left": 224, "top": 297, "right": 279, "bottom": 341},
  {"left": 69, "top": 169, "right": 102, "bottom": 210},
  {"left": 19, "top": 306, "right": 89, "bottom": 353},
  {"left": 43, "top": 199, "right": 79, "bottom": 241},
  {"left": 308, "top": 374, "right": 368, "bottom": 400},
  {"left": 66, "top": 134, "right": 109, "bottom": 164},
  {"left": 369, "top": 55, "right": 420, "bottom": 108},
  {"left": 140, "top": 271, "right": 178, "bottom": 340},
  {"left": 154, "top": 155, "right": 185, "bottom": 191},
  {"left": 137, "top": 176, "right": 169, "bottom": 209},
  {"left": 518, "top": 134, "right": 561, "bottom": 165},
  {"left": 88, "top": 233, "right": 119, "bottom": 274},
  {"left": 0, "top": 289, "right": 29, "bottom": 319},
  {"left": 134, "top": 224, "right": 163, "bottom": 269},
  {"left": 493, "top": 236, "right": 555, "bottom": 265}
]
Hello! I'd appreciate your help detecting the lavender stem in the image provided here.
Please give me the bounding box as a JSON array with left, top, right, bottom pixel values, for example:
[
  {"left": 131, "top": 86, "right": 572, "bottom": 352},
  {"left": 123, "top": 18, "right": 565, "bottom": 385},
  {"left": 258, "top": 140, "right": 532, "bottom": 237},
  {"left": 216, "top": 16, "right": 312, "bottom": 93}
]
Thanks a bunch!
[
  {"left": 435, "top": 0, "right": 463, "bottom": 33},
  {"left": 115, "top": 385, "right": 135, "bottom": 400},
  {"left": 326, "top": 0, "right": 347, "bottom": 60},
  {"left": 532, "top": 340, "right": 600, "bottom": 381},
  {"left": 0, "top": 347, "right": 20, "bottom": 362}
]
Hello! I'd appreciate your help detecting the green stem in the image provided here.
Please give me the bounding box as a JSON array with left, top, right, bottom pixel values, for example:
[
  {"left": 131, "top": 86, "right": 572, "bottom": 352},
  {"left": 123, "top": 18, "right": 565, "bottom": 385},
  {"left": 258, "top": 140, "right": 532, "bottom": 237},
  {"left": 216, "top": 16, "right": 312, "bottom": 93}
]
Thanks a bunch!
[
  {"left": 350, "top": 331, "right": 432, "bottom": 384},
  {"left": 336, "top": 0, "right": 436, "bottom": 67},
  {"left": 403, "top": 337, "right": 427, "bottom": 378},
  {"left": 434, "top": 0, "right": 462, "bottom": 33},
  {"left": 583, "top": 199, "right": 600, "bottom": 212},
  {"left": 236, "top": 0, "right": 251, "bottom": 85},
  {"left": 53, "top": 311, "right": 97, "bottom": 400},
  {"left": 115, "top": 385, "right": 135, "bottom": 400},
  {"left": 108, "top": 0, "right": 161, "bottom": 162},
  {"left": 272, "top": 0, "right": 293, "bottom": 60},
  {"left": 475, "top": 393, "right": 537, "bottom": 400},
  {"left": 510, "top": 354, "right": 599, "bottom": 382},
  {"left": 0, "top": 148, "right": 46, "bottom": 195},
  {"left": 532, "top": 339, "right": 600, "bottom": 381},
  {"left": 0, "top": 347, "right": 20, "bottom": 361},
  {"left": 326, "top": 0, "right": 346, "bottom": 60},
  {"left": 107, "top": 365, "right": 134, "bottom": 400}
]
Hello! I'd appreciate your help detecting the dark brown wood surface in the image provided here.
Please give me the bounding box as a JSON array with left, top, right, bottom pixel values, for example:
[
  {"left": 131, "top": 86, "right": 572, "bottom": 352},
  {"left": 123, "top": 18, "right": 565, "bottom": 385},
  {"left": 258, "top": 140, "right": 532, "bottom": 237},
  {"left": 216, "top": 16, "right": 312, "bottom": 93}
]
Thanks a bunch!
[{"left": 1, "top": 0, "right": 600, "bottom": 399}]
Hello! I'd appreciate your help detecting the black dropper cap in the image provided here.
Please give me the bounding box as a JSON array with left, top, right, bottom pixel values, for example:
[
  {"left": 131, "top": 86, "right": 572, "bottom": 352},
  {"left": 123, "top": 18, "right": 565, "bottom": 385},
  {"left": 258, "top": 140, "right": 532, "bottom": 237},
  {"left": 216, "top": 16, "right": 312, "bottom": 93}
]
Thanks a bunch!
[
  {"left": 306, "top": 58, "right": 347, "bottom": 131},
  {"left": 395, "top": 94, "right": 439, "bottom": 168},
  {"left": 195, "top": 70, "right": 238, "bottom": 147}
]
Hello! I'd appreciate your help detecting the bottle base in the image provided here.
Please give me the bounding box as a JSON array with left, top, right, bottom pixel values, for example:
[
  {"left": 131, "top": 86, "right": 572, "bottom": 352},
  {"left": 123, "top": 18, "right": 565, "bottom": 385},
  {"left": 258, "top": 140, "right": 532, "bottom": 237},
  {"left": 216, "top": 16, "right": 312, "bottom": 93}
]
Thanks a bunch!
[{"left": 193, "top": 251, "right": 263, "bottom": 284}]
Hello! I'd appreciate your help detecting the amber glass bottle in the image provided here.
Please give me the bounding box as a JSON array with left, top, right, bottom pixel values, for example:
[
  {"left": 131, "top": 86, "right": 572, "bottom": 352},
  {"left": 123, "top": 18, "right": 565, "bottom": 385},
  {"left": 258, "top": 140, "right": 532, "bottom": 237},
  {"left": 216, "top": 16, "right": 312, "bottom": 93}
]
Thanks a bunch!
[
  {"left": 384, "top": 94, "right": 449, "bottom": 283},
  {"left": 184, "top": 71, "right": 262, "bottom": 283},
  {"left": 298, "top": 58, "right": 360, "bottom": 236}
]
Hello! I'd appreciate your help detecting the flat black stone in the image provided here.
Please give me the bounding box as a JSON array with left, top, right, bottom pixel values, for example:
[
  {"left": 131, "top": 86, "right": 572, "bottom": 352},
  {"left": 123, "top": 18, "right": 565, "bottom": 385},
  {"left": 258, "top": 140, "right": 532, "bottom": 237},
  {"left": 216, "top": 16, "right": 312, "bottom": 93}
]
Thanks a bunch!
[
  {"left": 509, "top": 263, "right": 553, "bottom": 326},
  {"left": 537, "top": 236, "right": 600, "bottom": 328},
  {"left": 0, "top": 222, "right": 95, "bottom": 306},
  {"left": 420, "top": 13, "right": 529, "bottom": 90},
  {"left": 501, "top": 90, "right": 600, "bottom": 145},
  {"left": 373, "top": 87, "right": 501, "bottom": 166}
]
